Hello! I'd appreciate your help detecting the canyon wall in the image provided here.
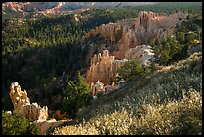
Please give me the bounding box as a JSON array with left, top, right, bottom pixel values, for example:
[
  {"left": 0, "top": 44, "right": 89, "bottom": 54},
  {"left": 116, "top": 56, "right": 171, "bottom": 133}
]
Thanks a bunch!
[
  {"left": 86, "top": 44, "right": 154, "bottom": 95},
  {"left": 85, "top": 11, "right": 187, "bottom": 95},
  {"left": 83, "top": 11, "right": 187, "bottom": 59}
]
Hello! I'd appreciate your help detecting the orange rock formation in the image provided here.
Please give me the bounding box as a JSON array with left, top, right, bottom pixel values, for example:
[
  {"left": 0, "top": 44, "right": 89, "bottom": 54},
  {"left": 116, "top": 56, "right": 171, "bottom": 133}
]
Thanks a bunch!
[
  {"left": 85, "top": 11, "right": 187, "bottom": 95},
  {"left": 10, "top": 82, "right": 48, "bottom": 122},
  {"left": 86, "top": 50, "right": 127, "bottom": 85},
  {"left": 9, "top": 82, "right": 68, "bottom": 135},
  {"left": 125, "top": 45, "right": 154, "bottom": 66},
  {"left": 83, "top": 11, "right": 187, "bottom": 59}
]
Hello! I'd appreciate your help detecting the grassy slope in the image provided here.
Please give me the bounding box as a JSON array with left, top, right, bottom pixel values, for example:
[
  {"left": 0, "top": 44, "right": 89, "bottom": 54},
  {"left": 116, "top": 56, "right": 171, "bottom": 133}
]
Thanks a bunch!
[{"left": 52, "top": 51, "right": 202, "bottom": 135}]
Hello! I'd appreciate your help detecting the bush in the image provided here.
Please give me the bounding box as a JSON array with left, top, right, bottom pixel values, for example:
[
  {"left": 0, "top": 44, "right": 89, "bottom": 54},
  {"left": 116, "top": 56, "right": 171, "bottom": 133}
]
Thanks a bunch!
[
  {"left": 117, "top": 60, "right": 149, "bottom": 81},
  {"left": 149, "top": 63, "right": 161, "bottom": 72},
  {"left": 62, "top": 73, "right": 93, "bottom": 118},
  {"left": 53, "top": 90, "right": 202, "bottom": 135},
  {"left": 53, "top": 52, "right": 202, "bottom": 135},
  {"left": 2, "top": 110, "right": 38, "bottom": 135},
  {"left": 131, "top": 90, "right": 202, "bottom": 135}
]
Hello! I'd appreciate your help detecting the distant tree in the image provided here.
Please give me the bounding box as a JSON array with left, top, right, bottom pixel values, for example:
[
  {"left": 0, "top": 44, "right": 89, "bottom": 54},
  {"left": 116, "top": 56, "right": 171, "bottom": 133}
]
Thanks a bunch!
[
  {"left": 169, "top": 36, "right": 182, "bottom": 59},
  {"left": 171, "top": 43, "right": 190, "bottom": 62},
  {"left": 177, "top": 31, "right": 185, "bottom": 44},
  {"left": 160, "top": 50, "right": 170, "bottom": 65},
  {"left": 186, "top": 33, "right": 196, "bottom": 44}
]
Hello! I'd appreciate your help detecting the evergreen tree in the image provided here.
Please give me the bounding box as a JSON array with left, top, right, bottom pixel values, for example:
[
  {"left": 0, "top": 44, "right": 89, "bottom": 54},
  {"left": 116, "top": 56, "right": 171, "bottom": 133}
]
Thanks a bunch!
[
  {"left": 62, "top": 73, "right": 92, "bottom": 118},
  {"left": 177, "top": 31, "right": 185, "bottom": 44}
]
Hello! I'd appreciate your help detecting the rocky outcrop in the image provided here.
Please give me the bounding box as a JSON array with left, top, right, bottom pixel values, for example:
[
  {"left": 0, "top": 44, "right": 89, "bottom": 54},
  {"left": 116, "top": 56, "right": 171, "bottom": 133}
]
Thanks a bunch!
[
  {"left": 10, "top": 82, "right": 48, "bottom": 122},
  {"left": 86, "top": 50, "right": 127, "bottom": 85},
  {"left": 87, "top": 45, "right": 154, "bottom": 89},
  {"left": 125, "top": 45, "right": 154, "bottom": 66},
  {"left": 34, "top": 119, "right": 67, "bottom": 135},
  {"left": 2, "top": 2, "right": 154, "bottom": 13},
  {"left": 9, "top": 82, "right": 67, "bottom": 135},
  {"left": 85, "top": 11, "right": 187, "bottom": 93},
  {"left": 3, "top": 2, "right": 155, "bottom": 17},
  {"left": 138, "top": 11, "right": 158, "bottom": 27},
  {"left": 90, "top": 81, "right": 105, "bottom": 96},
  {"left": 90, "top": 81, "right": 120, "bottom": 96},
  {"left": 83, "top": 11, "right": 187, "bottom": 59}
]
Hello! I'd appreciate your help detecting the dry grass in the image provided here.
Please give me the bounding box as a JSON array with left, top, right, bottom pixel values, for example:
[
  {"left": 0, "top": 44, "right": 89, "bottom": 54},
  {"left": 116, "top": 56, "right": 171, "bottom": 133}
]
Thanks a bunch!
[{"left": 52, "top": 52, "right": 202, "bottom": 135}]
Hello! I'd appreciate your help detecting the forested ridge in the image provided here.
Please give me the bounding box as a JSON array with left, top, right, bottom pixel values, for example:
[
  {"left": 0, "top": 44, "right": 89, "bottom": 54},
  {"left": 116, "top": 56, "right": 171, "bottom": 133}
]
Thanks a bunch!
[
  {"left": 2, "top": 2, "right": 202, "bottom": 120},
  {"left": 2, "top": 7, "right": 141, "bottom": 111}
]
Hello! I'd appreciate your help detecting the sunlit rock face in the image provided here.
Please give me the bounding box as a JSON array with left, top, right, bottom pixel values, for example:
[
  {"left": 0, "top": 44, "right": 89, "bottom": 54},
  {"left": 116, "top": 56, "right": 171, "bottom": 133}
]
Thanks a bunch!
[
  {"left": 34, "top": 119, "right": 67, "bottom": 135},
  {"left": 83, "top": 11, "right": 187, "bottom": 59},
  {"left": 90, "top": 81, "right": 119, "bottom": 96},
  {"left": 125, "top": 45, "right": 155, "bottom": 66},
  {"left": 90, "top": 81, "right": 105, "bottom": 96},
  {"left": 86, "top": 50, "right": 127, "bottom": 85},
  {"left": 10, "top": 82, "right": 49, "bottom": 122},
  {"left": 9, "top": 82, "right": 69, "bottom": 134},
  {"left": 86, "top": 45, "right": 154, "bottom": 87},
  {"left": 85, "top": 11, "right": 187, "bottom": 89}
]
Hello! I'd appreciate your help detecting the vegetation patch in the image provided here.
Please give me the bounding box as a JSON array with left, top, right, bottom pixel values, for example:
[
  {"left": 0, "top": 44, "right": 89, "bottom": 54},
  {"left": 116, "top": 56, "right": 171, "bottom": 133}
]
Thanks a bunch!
[
  {"left": 2, "top": 110, "right": 38, "bottom": 135},
  {"left": 52, "top": 52, "right": 202, "bottom": 135}
]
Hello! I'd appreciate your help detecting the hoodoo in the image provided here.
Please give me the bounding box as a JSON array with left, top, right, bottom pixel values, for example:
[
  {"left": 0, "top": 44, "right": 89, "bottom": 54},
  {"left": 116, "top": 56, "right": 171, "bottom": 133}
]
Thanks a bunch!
[
  {"left": 9, "top": 82, "right": 67, "bottom": 135},
  {"left": 85, "top": 11, "right": 187, "bottom": 95}
]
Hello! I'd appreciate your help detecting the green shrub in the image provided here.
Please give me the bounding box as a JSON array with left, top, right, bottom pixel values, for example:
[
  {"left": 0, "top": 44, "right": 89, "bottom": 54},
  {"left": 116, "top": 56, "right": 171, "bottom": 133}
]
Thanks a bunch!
[
  {"left": 53, "top": 52, "right": 202, "bottom": 135},
  {"left": 116, "top": 60, "right": 149, "bottom": 82},
  {"left": 2, "top": 110, "right": 38, "bottom": 135},
  {"left": 53, "top": 90, "right": 202, "bottom": 135},
  {"left": 62, "top": 73, "right": 93, "bottom": 118}
]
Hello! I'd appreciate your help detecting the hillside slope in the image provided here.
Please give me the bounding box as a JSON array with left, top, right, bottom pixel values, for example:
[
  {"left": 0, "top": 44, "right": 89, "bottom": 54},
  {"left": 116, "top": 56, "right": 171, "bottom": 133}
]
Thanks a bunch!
[{"left": 53, "top": 52, "right": 202, "bottom": 135}]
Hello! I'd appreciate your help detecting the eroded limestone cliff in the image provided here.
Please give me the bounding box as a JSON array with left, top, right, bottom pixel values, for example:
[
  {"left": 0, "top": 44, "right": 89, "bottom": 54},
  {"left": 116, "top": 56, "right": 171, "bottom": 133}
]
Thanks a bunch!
[
  {"left": 83, "top": 11, "right": 187, "bottom": 59},
  {"left": 86, "top": 50, "right": 127, "bottom": 85},
  {"left": 10, "top": 82, "right": 49, "bottom": 122},
  {"left": 9, "top": 82, "right": 68, "bottom": 135},
  {"left": 125, "top": 45, "right": 154, "bottom": 66},
  {"left": 87, "top": 45, "right": 154, "bottom": 95},
  {"left": 85, "top": 11, "right": 187, "bottom": 95}
]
